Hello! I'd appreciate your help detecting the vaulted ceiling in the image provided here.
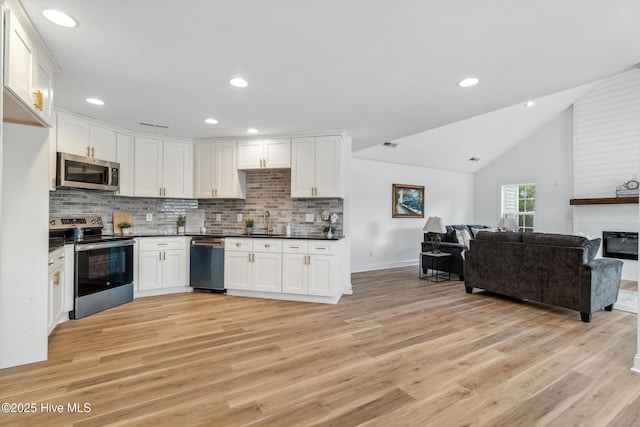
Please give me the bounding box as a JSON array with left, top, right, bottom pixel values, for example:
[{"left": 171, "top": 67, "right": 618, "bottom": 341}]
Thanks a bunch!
[{"left": 21, "top": 0, "right": 640, "bottom": 171}]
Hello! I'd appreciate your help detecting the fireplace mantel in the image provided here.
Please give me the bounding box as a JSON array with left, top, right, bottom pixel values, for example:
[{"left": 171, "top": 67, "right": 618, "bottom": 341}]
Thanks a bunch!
[{"left": 570, "top": 197, "right": 639, "bottom": 206}]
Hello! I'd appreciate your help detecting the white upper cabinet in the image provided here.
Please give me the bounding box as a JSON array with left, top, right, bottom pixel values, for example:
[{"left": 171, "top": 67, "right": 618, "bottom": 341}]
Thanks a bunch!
[
  {"left": 237, "top": 139, "right": 291, "bottom": 170},
  {"left": 115, "top": 133, "right": 134, "bottom": 197},
  {"left": 3, "top": 4, "right": 57, "bottom": 127},
  {"left": 194, "top": 140, "right": 246, "bottom": 199},
  {"left": 134, "top": 137, "right": 192, "bottom": 198},
  {"left": 56, "top": 112, "right": 117, "bottom": 162},
  {"left": 291, "top": 136, "right": 343, "bottom": 198}
]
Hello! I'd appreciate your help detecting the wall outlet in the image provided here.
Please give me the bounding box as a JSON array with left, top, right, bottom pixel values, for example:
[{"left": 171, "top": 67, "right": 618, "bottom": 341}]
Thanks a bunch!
[
  {"left": 237, "top": 213, "right": 243, "bottom": 222},
  {"left": 316, "top": 214, "right": 322, "bottom": 222},
  {"left": 146, "top": 213, "right": 153, "bottom": 221},
  {"left": 216, "top": 213, "right": 222, "bottom": 221},
  {"left": 305, "top": 213, "right": 314, "bottom": 222}
]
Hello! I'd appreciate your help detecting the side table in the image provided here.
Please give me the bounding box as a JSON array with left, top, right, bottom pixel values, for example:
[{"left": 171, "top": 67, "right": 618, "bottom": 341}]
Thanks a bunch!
[{"left": 419, "top": 251, "right": 452, "bottom": 282}]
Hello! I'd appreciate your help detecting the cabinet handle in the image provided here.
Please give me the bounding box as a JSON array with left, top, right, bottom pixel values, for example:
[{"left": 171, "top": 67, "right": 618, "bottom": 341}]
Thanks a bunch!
[
  {"left": 48, "top": 261, "right": 54, "bottom": 266},
  {"left": 91, "top": 147, "right": 95, "bottom": 158},
  {"left": 157, "top": 243, "right": 168, "bottom": 246},
  {"left": 87, "top": 146, "right": 91, "bottom": 157},
  {"left": 163, "top": 251, "right": 166, "bottom": 261},
  {"left": 252, "top": 253, "right": 255, "bottom": 262},
  {"left": 159, "top": 252, "right": 162, "bottom": 261},
  {"left": 236, "top": 243, "right": 241, "bottom": 247},
  {"left": 33, "top": 90, "right": 43, "bottom": 111},
  {"left": 54, "top": 271, "right": 60, "bottom": 286},
  {"left": 290, "top": 246, "right": 300, "bottom": 249},
  {"left": 215, "top": 189, "right": 218, "bottom": 197},
  {"left": 265, "top": 244, "right": 270, "bottom": 248},
  {"left": 248, "top": 253, "right": 252, "bottom": 262},
  {"left": 212, "top": 189, "right": 215, "bottom": 197},
  {"left": 52, "top": 178, "right": 56, "bottom": 188},
  {"left": 58, "top": 255, "right": 65, "bottom": 260}
]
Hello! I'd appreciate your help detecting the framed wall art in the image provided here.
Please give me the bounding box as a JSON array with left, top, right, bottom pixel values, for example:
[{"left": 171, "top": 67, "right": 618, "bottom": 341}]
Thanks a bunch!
[{"left": 392, "top": 184, "right": 424, "bottom": 218}]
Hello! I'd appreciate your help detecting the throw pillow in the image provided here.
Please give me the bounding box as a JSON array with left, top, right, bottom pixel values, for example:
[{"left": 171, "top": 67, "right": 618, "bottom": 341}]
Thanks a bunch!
[
  {"left": 456, "top": 228, "right": 472, "bottom": 249},
  {"left": 588, "top": 238, "right": 601, "bottom": 262}
]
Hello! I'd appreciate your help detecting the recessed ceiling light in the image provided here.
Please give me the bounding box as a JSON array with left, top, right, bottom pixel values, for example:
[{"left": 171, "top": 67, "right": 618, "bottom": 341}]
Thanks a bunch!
[
  {"left": 526, "top": 100, "right": 535, "bottom": 107},
  {"left": 230, "top": 78, "right": 248, "bottom": 88},
  {"left": 246, "top": 128, "right": 258, "bottom": 134},
  {"left": 204, "top": 118, "right": 218, "bottom": 124},
  {"left": 458, "top": 77, "right": 479, "bottom": 88},
  {"left": 42, "top": 9, "right": 78, "bottom": 28},
  {"left": 86, "top": 97, "right": 104, "bottom": 106}
]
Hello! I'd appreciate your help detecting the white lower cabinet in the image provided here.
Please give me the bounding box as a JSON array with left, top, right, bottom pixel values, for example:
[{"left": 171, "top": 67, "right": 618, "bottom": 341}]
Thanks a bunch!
[
  {"left": 47, "top": 247, "right": 66, "bottom": 335},
  {"left": 224, "top": 238, "right": 282, "bottom": 293},
  {"left": 138, "top": 237, "right": 187, "bottom": 291},
  {"left": 226, "top": 238, "right": 341, "bottom": 302},
  {"left": 282, "top": 240, "right": 336, "bottom": 296}
]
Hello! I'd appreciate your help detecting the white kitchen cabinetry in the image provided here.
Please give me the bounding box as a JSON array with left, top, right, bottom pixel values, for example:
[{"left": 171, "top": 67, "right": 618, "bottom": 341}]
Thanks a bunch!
[
  {"left": 115, "top": 133, "right": 134, "bottom": 196},
  {"left": 194, "top": 140, "right": 246, "bottom": 199},
  {"left": 3, "top": 3, "right": 56, "bottom": 127},
  {"left": 138, "top": 238, "right": 188, "bottom": 291},
  {"left": 282, "top": 240, "right": 337, "bottom": 296},
  {"left": 47, "top": 248, "right": 65, "bottom": 335},
  {"left": 56, "top": 112, "right": 117, "bottom": 161},
  {"left": 224, "top": 238, "right": 282, "bottom": 293},
  {"left": 134, "top": 137, "right": 192, "bottom": 198},
  {"left": 291, "top": 136, "right": 343, "bottom": 198},
  {"left": 237, "top": 139, "right": 291, "bottom": 170}
]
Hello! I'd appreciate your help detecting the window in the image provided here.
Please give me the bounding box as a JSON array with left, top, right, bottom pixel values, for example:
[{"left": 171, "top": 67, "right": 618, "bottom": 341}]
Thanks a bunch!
[{"left": 501, "top": 183, "right": 535, "bottom": 232}]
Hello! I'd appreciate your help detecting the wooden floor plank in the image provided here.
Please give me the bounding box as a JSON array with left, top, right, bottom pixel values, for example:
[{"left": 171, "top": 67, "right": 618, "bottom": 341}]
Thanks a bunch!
[{"left": 0, "top": 267, "right": 638, "bottom": 426}]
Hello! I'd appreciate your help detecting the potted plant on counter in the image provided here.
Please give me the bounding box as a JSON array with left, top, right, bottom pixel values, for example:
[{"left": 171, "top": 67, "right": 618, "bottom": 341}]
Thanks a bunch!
[
  {"left": 245, "top": 219, "right": 254, "bottom": 235},
  {"left": 118, "top": 222, "right": 132, "bottom": 235},
  {"left": 177, "top": 216, "right": 186, "bottom": 234}
]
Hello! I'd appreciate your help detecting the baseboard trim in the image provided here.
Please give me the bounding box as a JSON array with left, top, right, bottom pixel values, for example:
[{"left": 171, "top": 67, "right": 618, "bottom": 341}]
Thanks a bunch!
[{"left": 352, "top": 260, "right": 418, "bottom": 273}]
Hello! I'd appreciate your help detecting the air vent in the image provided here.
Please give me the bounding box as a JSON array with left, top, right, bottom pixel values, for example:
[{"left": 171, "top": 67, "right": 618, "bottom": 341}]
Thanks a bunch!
[
  {"left": 138, "top": 121, "right": 171, "bottom": 129},
  {"left": 383, "top": 142, "right": 398, "bottom": 148}
]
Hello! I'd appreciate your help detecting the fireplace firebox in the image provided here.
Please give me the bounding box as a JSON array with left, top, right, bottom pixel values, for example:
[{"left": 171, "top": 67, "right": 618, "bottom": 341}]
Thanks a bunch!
[{"left": 602, "top": 231, "right": 638, "bottom": 260}]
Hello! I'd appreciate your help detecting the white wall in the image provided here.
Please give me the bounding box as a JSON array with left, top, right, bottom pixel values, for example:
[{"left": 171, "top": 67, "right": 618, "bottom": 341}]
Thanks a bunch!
[
  {"left": 0, "top": 123, "right": 50, "bottom": 369},
  {"left": 351, "top": 158, "right": 474, "bottom": 272},
  {"left": 474, "top": 108, "right": 574, "bottom": 233}
]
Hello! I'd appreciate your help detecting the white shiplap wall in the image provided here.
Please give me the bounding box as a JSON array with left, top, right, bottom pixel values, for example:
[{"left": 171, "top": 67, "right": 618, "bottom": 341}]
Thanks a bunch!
[{"left": 573, "top": 69, "right": 640, "bottom": 280}]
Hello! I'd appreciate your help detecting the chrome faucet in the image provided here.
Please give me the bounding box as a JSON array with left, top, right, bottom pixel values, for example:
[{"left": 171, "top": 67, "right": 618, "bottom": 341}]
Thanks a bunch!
[{"left": 263, "top": 210, "right": 273, "bottom": 234}]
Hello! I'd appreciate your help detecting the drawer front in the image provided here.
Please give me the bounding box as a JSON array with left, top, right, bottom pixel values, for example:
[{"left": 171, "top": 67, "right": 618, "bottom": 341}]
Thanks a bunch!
[
  {"left": 309, "top": 242, "right": 336, "bottom": 255},
  {"left": 254, "top": 239, "right": 283, "bottom": 253},
  {"left": 225, "top": 238, "right": 252, "bottom": 252},
  {"left": 48, "top": 248, "right": 65, "bottom": 269},
  {"left": 139, "top": 237, "right": 186, "bottom": 252},
  {"left": 282, "top": 240, "right": 308, "bottom": 254}
]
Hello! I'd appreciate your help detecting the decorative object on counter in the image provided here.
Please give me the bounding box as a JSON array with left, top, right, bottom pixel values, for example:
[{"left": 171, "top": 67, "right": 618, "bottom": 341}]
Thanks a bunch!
[
  {"left": 118, "top": 222, "right": 132, "bottom": 235},
  {"left": 200, "top": 226, "right": 207, "bottom": 234},
  {"left": 422, "top": 216, "right": 446, "bottom": 253},
  {"left": 176, "top": 216, "right": 186, "bottom": 234},
  {"left": 286, "top": 222, "right": 292, "bottom": 237},
  {"left": 497, "top": 216, "right": 518, "bottom": 232},
  {"left": 321, "top": 211, "right": 339, "bottom": 238},
  {"left": 392, "top": 184, "right": 425, "bottom": 218},
  {"left": 615, "top": 178, "right": 639, "bottom": 197},
  {"left": 113, "top": 210, "right": 133, "bottom": 233},
  {"left": 245, "top": 219, "right": 254, "bottom": 235}
]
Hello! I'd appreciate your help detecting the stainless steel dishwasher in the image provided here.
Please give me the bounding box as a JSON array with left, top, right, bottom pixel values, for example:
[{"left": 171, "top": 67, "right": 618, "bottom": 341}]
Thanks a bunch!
[{"left": 189, "top": 237, "right": 225, "bottom": 292}]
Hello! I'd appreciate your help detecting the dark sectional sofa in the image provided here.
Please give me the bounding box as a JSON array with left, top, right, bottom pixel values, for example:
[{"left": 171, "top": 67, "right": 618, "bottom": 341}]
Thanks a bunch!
[
  {"left": 465, "top": 231, "right": 623, "bottom": 322},
  {"left": 422, "top": 224, "right": 489, "bottom": 279}
]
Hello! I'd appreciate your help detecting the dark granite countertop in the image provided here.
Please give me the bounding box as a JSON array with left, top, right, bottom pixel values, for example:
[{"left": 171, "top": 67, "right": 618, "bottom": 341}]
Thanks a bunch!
[{"left": 51, "top": 233, "right": 344, "bottom": 251}]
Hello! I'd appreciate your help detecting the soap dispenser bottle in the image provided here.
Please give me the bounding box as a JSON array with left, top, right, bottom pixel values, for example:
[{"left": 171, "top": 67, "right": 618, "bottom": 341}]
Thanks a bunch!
[{"left": 285, "top": 222, "right": 291, "bottom": 237}]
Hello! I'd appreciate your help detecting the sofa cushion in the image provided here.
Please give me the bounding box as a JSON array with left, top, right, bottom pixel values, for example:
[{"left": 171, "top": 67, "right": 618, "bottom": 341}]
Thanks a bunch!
[{"left": 474, "top": 231, "right": 523, "bottom": 242}]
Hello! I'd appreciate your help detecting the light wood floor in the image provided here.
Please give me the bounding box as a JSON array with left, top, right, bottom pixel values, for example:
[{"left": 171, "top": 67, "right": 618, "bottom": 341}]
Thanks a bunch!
[{"left": 1, "top": 267, "right": 639, "bottom": 426}]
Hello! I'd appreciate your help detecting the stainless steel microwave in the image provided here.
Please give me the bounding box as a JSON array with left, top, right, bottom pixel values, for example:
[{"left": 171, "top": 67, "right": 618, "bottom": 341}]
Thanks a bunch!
[{"left": 57, "top": 152, "right": 120, "bottom": 191}]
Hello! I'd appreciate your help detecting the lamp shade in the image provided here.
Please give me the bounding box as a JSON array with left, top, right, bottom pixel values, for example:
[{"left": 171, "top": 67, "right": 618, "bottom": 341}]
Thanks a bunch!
[
  {"left": 423, "top": 216, "right": 446, "bottom": 233},
  {"left": 498, "top": 217, "right": 518, "bottom": 231}
]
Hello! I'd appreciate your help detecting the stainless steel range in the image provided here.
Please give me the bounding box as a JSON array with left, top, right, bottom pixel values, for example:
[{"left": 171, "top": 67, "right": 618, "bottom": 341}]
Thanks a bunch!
[{"left": 49, "top": 217, "right": 135, "bottom": 319}]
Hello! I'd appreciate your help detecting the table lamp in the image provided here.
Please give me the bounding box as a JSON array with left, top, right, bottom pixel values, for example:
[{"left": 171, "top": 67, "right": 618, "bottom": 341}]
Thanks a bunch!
[
  {"left": 498, "top": 217, "right": 518, "bottom": 231},
  {"left": 423, "top": 216, "right": 446, "bottom": 253}
]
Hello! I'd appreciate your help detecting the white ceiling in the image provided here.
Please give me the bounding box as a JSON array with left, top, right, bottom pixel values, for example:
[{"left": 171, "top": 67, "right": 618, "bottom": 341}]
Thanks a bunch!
[{"left": 20, "top": 0, "right": 640, "bottom": 168}]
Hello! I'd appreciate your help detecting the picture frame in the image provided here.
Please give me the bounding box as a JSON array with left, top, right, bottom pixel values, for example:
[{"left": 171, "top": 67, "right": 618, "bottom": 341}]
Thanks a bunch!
[{"left": 392, "top": 184, "right": 425, "bottom": 218}]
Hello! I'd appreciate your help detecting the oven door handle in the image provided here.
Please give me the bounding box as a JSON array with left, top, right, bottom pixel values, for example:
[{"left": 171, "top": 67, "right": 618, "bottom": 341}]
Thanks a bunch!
[{"left": 75, "top": 239, "right": 136, "bottom": 252}]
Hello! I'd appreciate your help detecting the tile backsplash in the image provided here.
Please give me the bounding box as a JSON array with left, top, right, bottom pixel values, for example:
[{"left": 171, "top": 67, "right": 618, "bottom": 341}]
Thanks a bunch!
[{"left": 49, "top": 170, "right": 343, "bottom": 236}]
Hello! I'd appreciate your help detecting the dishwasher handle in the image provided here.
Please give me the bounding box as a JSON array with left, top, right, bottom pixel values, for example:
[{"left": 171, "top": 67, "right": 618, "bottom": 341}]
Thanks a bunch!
[{"left": 191, "top": 239, "right": 224, "bottom": 248}]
